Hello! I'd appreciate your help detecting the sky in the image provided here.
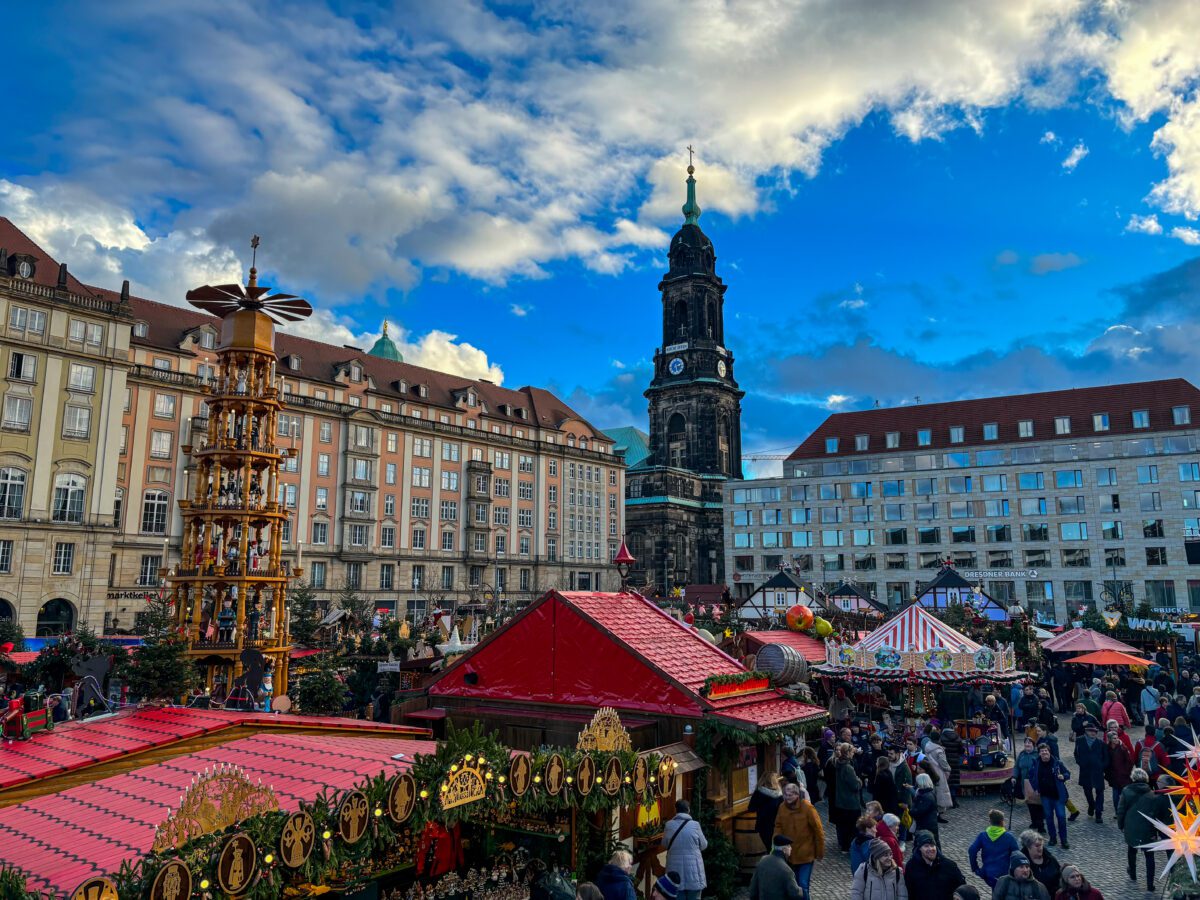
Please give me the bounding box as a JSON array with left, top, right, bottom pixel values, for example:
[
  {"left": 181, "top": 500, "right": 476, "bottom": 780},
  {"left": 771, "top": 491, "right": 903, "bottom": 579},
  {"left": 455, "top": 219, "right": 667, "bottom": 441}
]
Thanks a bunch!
[{"left": 4, "top": 1, "right": 1200, "bottom": 476}]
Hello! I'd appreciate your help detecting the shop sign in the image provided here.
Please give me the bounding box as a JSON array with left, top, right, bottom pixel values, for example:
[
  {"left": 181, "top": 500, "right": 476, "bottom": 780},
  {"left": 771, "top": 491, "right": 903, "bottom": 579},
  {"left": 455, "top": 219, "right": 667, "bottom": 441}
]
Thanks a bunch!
[
  {"left": 216, "top": 833, "right": 257, "bottom": 897},
  {"left": 961, "top": 569, "right": 1036, "bottom": 580},
  {"left": 107, "top": 590, "right": 159, "bottom": 601},
  {"left": 707, "top": 677, "right": 770, "bottom": 700},
  {"left": 633, "top": 756, "right": 649, "bottom": 794},
  {"left": 337, "top": 791, "right": 370, "bottom": 844},
  {"left": 71, "top": 878, "right": 118, "bottom": 900},
  {"left": 1127, "top": 617, "right": 1176, "bottom": 632},
  {"left": 149, "top": 859, "right": 192, "bottom": 900},
  {"left": 664, "top": 342, "right": 689, "bottom": 353},
  {"left": 279, "top": 812, "right": 316, "bottom": 869},
  {"left": 658, "top": 755, "right": 677, "bottom": 796},
  {"left": 387, "top": 773, "right": 417, "bottom": 824},
  {"left": 441, "top": 762, "right": 487, "bottom": 810},
  {"left": 576, "top": 707, "right": 633, "bottom": 752}
]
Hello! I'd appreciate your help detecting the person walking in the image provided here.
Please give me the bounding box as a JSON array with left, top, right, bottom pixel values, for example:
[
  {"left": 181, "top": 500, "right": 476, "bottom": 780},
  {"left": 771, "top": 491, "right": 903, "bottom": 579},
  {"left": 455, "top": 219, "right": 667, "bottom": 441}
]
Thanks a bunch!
[
  {"left": 662, "top": 801, "right": 707, "bottom": 900},
  {"left": 800, "top": 748, "right": 822, "bottom": 804},
  {"left": 1073, "top": 722, "right": 1109, "bottom": 823},
  {"left": 903, "top": 830, "right": 964, "bottom": 900},
  {"left": 748, "top": 773, "right": 785, "bottom": 850},
  {"left": 1100, "top": 690, "right": 1130, "bottom": 728},
  {"left": 850, "top": 815, "right": 879, "bottom": 874},
  {"left": 910, "top": 773, "right": 940, "bottom": 849},
  {"left": 749, "top": 835, "right": 802, "bottom": 900},
  {"left": 850, "top": 839, "right": 907, "bottom": 900},
  {"left": 968, "top": 809, "right": 1020, "bottom": 889},
  {"left": 922, "top": 731, "right": 952, "bottom": 821},
  {"left": 1027, "top": 743, "right": 1072, "bottom": 850},
  {"left": 1053, "top": 864, "right": 1104, "bottom": 900},
  {"left": 940, "top": 727, "right": 964, "bottom": 808},
  {"left": 991, "top": 854, "right": 1051, "bottom": 900},
  {"left": 1103, "top": 730, "right": 1133, "bottom": 816},
  {"left": 1140, "top": 681, "right": 1161, "bottom": 724},
  {"left": 650, "top": 873, "right": 682, "bottom": 900},
  {"left": 1118, "top": 768, "right": 1172, "bottom": 892},
  {"left": 872, "top": 755, "right": 900, "bottom": 817},
  {"left": 834, "top": 742, "right": 864, "bottom": 851},
  {"left": 1014, "top": 737, "right": 1046, "bottom": 833},
  {"left": 593, "top": 850, "right": 637, "bottom": 900},
  {"left": 772, "top": 782, "right": 823, "bottom": 898},
  {"left": 1018, "top": 830, "right": 1061, "bottom": 896}
]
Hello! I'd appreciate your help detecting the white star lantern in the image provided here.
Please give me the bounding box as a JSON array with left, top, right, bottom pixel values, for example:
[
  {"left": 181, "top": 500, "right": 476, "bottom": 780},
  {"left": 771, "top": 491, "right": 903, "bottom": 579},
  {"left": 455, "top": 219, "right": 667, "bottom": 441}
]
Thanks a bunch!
[
  {"left": 1140, "top": 804, "right": 1200, "bottom": 882},
  {"left": 1170, "top": 728, "right": 1200, "bottom": 767}
]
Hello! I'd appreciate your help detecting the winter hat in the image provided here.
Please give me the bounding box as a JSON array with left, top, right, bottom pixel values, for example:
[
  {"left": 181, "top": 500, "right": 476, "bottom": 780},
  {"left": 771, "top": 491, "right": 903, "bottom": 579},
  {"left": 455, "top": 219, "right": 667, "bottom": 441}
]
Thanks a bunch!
[
  {"left": 953, "top": 887, "right": 981, "bottom": 900},
  {"left": 772, "top": 834, "right": 792, "bottom": 848},
  {"left": 655, "top": 873, "right": 681, "bottom": 899},
  {"left": 1009, "top": 852, "right": 1031, "bottom": 874},
  {"left": 869, "top": 839, "right": 891, "bottom": 865},
  {"left": 822, "top": 728, "right": 835, "bottom": 741},
  {"left": 912, "top": 830, "right": 938, "bottom": 851},
  {"left": 941, "top": 727, "right": 956, "bottom": 742}
]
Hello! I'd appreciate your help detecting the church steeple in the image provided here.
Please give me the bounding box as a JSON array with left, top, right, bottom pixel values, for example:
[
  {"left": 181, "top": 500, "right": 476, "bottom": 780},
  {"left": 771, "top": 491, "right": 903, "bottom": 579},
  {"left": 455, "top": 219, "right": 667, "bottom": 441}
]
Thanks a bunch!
[{"left": 682, "top": 162, "right": 701, "bottom": 225}]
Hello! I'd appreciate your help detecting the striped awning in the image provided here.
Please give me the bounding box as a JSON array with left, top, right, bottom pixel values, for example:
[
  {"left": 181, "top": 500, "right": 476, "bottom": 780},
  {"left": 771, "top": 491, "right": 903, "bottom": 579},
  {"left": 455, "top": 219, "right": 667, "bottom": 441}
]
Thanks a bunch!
[
  {"left": 856, "top": 604, "right": 982, "bottom": 654},
  {"left": 812, "top": 664, "right": 1031, "bottom": 684}
]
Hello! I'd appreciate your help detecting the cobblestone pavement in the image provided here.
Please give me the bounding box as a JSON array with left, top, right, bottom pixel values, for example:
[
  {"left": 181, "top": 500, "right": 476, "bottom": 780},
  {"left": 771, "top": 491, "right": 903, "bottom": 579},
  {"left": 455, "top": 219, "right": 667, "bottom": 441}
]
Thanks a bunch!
[{"left": 735, "top": 716, "right": 1168, "bottom": 900}]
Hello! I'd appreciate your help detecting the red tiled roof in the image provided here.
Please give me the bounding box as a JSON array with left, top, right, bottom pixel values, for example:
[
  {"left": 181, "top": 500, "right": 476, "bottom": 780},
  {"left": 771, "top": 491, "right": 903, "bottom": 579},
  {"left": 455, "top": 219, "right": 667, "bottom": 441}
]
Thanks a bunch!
[
  {"left": 1, "top": 651, "right": 39, "bottom": 666},
  {"left": 559, "top": 591, "right": 744, "bottom": 693},
  {"left": 789, "top": 379, "right": 1200, "bottom": 460},
  {"left": 0, "top": 218, "right": 93, "bottom": 293},
  {"left": 707, "top": 696, "right": 828, "bottom": 730},
  {"left": 0, "top": 706, "right": 430, "bottom": 793},
  {"left": 0, "top": 732, "right": 435, "bottom": 896},
  {"left": 742, "top": 630, "right": 827, "bottom": 662}
]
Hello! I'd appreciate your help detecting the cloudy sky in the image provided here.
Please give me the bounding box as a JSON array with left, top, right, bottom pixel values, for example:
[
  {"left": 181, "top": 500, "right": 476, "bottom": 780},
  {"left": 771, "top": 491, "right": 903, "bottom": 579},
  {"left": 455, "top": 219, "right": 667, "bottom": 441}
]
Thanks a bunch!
[{"left": 4, "top": 1, "right": 1200, "bottom": 474}]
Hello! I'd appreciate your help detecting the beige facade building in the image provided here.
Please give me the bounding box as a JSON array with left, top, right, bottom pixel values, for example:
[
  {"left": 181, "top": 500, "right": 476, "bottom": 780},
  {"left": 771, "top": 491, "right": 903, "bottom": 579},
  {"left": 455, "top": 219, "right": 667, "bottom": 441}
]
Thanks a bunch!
[{"left": 0, "top": 219, "right": 624, "bottom": 635}]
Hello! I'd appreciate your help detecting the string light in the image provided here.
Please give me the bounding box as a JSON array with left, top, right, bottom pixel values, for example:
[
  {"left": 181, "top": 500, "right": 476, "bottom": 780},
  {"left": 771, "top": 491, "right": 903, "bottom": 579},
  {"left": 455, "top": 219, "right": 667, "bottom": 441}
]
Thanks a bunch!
[{"left": 322, "top": 830, "right": 332, "bottom": 840}]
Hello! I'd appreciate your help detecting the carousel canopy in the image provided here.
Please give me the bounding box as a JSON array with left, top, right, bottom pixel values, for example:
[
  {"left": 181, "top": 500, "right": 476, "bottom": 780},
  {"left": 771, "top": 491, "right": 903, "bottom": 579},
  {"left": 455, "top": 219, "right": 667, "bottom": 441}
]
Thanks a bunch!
[
  {"left": 814, "top": 602, "right": 1026, "bottom": 683},
  {"left": 1042, "top": 628, "right": 1139, "bottom": 655}
]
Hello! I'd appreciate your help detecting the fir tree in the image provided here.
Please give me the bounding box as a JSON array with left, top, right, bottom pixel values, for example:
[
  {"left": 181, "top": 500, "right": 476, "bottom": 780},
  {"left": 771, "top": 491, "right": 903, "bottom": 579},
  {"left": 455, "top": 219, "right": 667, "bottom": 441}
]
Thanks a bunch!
[
  {"left": 295, "top": 656, "right": 346, "bottom": 715},
  {"left": 122, "top": 633, "right": 199, "bottom": 702},
  {"left": 287, "top": 580, "right": 321, "bottom": 646}
]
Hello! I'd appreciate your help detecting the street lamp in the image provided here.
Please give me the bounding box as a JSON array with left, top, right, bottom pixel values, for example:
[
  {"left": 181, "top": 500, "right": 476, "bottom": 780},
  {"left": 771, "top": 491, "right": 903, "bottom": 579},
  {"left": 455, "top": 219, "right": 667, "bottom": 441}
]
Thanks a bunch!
[{"left": 612, "top": 539, "right": 635, "bottom": 591}]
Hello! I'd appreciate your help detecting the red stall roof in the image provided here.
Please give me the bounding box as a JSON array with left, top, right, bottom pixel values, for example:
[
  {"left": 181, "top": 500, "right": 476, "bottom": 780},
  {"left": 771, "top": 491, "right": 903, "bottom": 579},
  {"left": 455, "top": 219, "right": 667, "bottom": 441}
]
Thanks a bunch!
[
  {"left": 741, "top": 630, "right": 827, "bottom": 663},
  {"left": 0, "top": 706, "right": 431, "bottom": 794},
  {"left": 429, "top": 590, "right": 826, "bottom": 730},
  {"left": 0, "top": 731, "right": 436, "bottom": 896}
]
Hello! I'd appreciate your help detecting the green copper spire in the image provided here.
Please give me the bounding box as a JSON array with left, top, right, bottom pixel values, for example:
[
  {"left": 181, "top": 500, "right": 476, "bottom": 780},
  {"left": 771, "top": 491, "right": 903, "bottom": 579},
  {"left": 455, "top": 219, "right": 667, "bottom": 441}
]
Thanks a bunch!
[{"left": 682, "top": 162, "right": 701, "bottom": 226}]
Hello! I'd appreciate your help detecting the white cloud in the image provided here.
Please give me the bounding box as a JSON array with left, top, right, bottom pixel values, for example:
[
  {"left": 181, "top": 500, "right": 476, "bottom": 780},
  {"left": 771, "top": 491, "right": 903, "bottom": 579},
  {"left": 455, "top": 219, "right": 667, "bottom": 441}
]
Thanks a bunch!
[
  {"left": 1126, "top": 213, "right": 1163, "bottom": 234},
  {"left": 1172, "top": 226, "right": 1200, "bottom": 245},
  {"left": 1061, "top": 142, "right": 1090, "bottom": 171},
  {"left": 1040, "top": 130, "right": 1060, "bottom": 145},
  {"left": 824, "top": 393, "right": 851, "bottom": 409},
  {"left": 509, "top": 303, "right": 532, "bottom": 317},
  {"left": 839, "top": 298, "right": 867, "bottom": 310},
  {"left": 611, "top": 359, "right": 626, "bottom": 369}
]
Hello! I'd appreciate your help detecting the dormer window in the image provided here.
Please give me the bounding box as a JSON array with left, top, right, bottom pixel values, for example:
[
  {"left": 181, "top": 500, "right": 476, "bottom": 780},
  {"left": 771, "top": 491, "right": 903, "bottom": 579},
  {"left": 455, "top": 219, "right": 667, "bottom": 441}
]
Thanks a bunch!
[
  {"left": 419, "top": 385, "right": 428, "bottom": 398},
  {"left": 855, "top": 434, "right": 869, "bottom": 451},
  {"left": 1055, "top": 416, "right": 1071, "bottom": 435},
  {"left": 1092, "top": 413, "right": 1110, "bottom": 432},
  {"left": 917, "top": 429, "right": 931, "bottom": 447},
  {"left": 949, "top": 426, "right": 964, "bottom": 444},
  {"left": 825, "top": 437, "right": 839, "bottom": 454},
  {"left": 133, "top": 322, "right": 149, "bottom": 338},
  {"left": 1132, "top": 409, "right": 1150, "bottom": 429},
  {"left": 288, "top": 355, "right": 302, "bottom": 370},
  {"left": 199, "top": 331, "right": 216, "bottom": 350},
  {"left": 517, "top": 408, "right": 528, "bottom": 420},
  {"left": 468, "top": 392, "right": 477, "bottom": 406},
  {"left": 1018, "top": 419, "right": 1034, "bottom": 438},
  {"left": 350, "top": 364, "right": 362, "bottom": 382},
  {"left": 983, "top": 423, "right": 998, "bottom": 440},
  {"left": 885, "top": 431, "right": 900, "bottom": 449}
]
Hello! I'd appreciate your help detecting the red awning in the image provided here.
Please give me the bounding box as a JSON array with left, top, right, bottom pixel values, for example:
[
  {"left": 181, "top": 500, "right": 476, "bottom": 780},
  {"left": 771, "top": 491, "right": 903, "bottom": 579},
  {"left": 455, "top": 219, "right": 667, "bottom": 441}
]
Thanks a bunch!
[
  {"left": 0, "top": 731, "right": 437, "bottom": 897},
  {"left": 406, "top": 708, "right": 448, "bottom": 720}
]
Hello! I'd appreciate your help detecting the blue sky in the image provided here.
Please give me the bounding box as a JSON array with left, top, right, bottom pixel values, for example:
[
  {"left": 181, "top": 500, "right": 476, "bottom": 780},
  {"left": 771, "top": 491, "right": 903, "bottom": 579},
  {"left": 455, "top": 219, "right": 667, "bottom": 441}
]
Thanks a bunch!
[{"left": 3, "top": 1, "right": 1200, "bottom": 474}]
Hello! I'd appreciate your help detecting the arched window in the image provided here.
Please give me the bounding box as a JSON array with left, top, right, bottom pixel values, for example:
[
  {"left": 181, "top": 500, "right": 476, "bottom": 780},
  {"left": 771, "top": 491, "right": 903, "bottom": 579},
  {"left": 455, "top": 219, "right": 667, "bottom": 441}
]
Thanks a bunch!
[
  {"left": 37, "top": 598, "right": 75, "bottom": 636},
  {"left": 0, "top": 598, "right": 14, "bottom": 620},
  {"left": 0, "top": 467, "right": 26, "bottom": 519},
  {"left": 667, "top": 413, "right": 687, "bottom": 468},
  {"left": 51, "top": 474, "right": 86, "bottom": 523},
  {"left": 672, "top": 299, "right": 688, "bottom": 338},
  {"left": 141, "top": 490, "right": 170, "bottom": 534},
  {"left": 579, "top": 437, "right": 588, "bottom": 450}
]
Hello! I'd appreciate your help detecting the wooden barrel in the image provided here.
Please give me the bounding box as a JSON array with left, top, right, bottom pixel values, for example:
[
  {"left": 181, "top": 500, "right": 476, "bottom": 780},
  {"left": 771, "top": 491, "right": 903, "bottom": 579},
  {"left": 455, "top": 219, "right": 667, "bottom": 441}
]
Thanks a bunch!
[
  {"left": 757, "top": 643, "right": 808, "bottom": 685},
  {"left": 732, "top": 811, "right": 765, "bottom": 878}
]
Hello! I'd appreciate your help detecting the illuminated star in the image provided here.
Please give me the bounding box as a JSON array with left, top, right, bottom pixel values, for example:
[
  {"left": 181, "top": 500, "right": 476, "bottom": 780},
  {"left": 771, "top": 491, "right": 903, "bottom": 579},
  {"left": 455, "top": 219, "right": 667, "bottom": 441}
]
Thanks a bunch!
[
  {"left": 1161, "top": 766, "right": 1200, "bottom": 808},
  {"left": 1169, "top": 728, "right": 1200, "bottom": 767},
  {"left": 1140, "top": 803, "right": 1200, "bottom": 882}
]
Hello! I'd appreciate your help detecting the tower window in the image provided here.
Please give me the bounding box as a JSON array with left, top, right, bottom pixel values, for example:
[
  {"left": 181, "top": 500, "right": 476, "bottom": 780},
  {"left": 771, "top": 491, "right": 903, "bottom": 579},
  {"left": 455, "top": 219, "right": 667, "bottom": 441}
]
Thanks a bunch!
[
  {"left": 667, "top": 413, "right": 687, "bottom": 468},
  {"left": 672, "top": 299, "right": 688, "bottom": 339}
]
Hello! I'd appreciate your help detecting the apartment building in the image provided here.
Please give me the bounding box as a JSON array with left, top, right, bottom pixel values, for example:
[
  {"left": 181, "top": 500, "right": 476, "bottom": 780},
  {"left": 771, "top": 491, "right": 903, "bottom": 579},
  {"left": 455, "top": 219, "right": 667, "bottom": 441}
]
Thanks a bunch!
[
  {"left": 723, "top": 380, "right": 1200, "bottom": 623},
  {"left": 0, "top": 218, "right": 623, "bottom": 634},
  {"left": 0, "top": 219, "right": 131, "bottom": 635}
]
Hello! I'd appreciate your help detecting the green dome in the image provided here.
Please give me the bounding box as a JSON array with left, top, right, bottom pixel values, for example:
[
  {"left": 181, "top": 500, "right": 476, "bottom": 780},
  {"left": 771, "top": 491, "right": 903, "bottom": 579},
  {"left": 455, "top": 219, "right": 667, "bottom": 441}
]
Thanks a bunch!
[{"left": 368, "top": 320, "right": 403, "bottom": 362}]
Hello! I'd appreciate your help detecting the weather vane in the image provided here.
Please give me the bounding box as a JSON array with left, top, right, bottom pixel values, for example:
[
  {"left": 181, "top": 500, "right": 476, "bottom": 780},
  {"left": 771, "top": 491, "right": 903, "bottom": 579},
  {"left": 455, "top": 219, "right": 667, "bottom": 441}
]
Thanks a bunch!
[{"left": 250, "top": 234, "right": 260, "bottom": 268}]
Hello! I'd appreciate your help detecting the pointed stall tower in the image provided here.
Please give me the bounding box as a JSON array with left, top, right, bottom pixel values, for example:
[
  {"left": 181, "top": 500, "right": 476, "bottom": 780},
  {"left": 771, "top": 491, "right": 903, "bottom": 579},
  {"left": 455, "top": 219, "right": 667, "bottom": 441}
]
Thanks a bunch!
[{"left": 169, "top": 243, "right": 313, "bottom": 702}]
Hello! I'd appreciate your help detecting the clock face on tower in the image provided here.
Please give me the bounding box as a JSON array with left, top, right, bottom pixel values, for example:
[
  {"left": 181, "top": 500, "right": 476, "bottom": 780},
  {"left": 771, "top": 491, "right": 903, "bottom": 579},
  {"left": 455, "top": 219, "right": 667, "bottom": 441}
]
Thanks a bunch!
[
  {"left": 717, "top": 360, "right": 727, "bottom": 378},
  {"left": 668, "top": 357, "right": 684, "bottom": 376}
]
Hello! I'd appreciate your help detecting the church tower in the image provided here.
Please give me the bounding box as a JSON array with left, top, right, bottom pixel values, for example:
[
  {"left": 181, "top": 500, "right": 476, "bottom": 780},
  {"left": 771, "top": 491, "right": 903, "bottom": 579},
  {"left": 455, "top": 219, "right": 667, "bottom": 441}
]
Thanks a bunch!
[{"left": 646, "top": 163, "right": 744, "bottom": 477}]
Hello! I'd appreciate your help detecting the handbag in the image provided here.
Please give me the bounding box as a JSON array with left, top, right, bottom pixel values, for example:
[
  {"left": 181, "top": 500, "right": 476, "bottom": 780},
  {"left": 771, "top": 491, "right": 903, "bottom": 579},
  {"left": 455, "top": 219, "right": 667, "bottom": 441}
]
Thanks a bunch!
[{"left": 900, "top": 806, "right": 913, "bottom": 831}]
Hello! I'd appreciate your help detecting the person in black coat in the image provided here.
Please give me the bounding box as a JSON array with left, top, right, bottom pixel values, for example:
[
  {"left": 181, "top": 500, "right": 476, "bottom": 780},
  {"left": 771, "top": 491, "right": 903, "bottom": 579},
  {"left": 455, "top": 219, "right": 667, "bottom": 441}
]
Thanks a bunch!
[
  {"left": 904, "top": 829, "right": 965, "bottom": 900},
  {"left": 1073, "top": 722, "right": 1110, "bottom": 823},
  {"left": 941, "top": 727, "right": 964, "bottom": 808},
  {"left": 747, "top": 773, "right": 784, "bottom": 850},
  {"left": 800, "top": 747, "right": 822, "bottom": 803},
  {"left": 911, "top": 774, "right": 940, "bottom": 848},
  {"left": 872, "top": 755, "right": 900, "bottom": 816}
]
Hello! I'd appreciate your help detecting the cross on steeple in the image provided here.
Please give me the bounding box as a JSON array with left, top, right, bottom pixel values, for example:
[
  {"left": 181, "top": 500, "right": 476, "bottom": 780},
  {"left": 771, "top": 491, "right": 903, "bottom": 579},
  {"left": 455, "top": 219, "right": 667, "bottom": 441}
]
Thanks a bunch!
[{"left": 687, "top": 144, "right": 695, "bottom": 168}]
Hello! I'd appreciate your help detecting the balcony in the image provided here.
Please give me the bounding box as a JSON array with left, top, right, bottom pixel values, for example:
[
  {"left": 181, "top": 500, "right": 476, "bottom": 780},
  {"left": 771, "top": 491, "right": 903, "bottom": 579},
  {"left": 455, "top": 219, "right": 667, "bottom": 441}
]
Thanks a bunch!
[{"left": 131, "top": 364, "right": 207, "bottom": 389}]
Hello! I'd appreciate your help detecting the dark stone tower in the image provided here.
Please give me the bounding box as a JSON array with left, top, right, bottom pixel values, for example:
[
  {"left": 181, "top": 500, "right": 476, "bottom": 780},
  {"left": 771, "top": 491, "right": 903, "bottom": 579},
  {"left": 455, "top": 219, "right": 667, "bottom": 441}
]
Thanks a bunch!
[{"left": 618, "top": 165, "right": 743, "bottom": 590}]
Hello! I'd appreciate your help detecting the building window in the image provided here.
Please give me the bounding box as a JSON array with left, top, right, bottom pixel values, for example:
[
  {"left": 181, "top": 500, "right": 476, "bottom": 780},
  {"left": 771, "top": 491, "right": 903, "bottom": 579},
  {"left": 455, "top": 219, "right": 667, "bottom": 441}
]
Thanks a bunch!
[
  {"left": 1138, "top": 465, "right": 1159, "bottom": 484},
  {"left": 412, "top": 467, "right": 431, "bottom": 488},
  {"left": 384, "top": 494, "right": 395, "bottom": 516},
  {"left": 310, "top": 561, "right": 326, "bottom": 588},
  {"left": 1096, "top": 467, "right": 1117, "bottom": 486},
  {"left": 1054, "top": 469, "right": 1083, "bottom": 489},
  {"left": 441, "top": 530, "right": 455, "bottom": 551},
  {"left": 411, "top": 497, "right": 430, "bottom": 518},
  {"left": 8, "top": 352, "right": 36, "bottom": 381},
  {"left": 441, "top": 471, "right": 459, "bottom": 491},
  {"left": 1141, "top": 491, "right": 1162, "bottom": 512},
  {"left": 1055, "top": 416, "right": 1071, "bottom": 435},
  {"left": 1174, "top": 405, "right": 1191, "bottom": 425},
  {"left": 885, "top": 431, "right": 900, "bottom": 449},
  {"left": 1059, "top": 522, "right": 1088, "bottom": 541},
  {"left": 138, "top": 554, "right": 163, "bottom": 586},
  {"left": 350, "top": 491, "right": 369, "bottom": 514},
  {"left": 825, "top": 438, "right": 838, "bottom": 454},
  {"left": 1132, "top": 409, "right": 1150, "bottom": 429},
  {"left": 52, "top": 474, "right": 85, "bottom": 523},
  {"left": 381, "top": 525, "right": 395, "bottom": 548},
  {"left": 346, "top": 562, "right": 363, "bottom": 589},
  {"left": 141, "top": 490, "right": 169, "bottom": 533},
  {"left": 0, "top": 467, "right": 26, "bottom": 519},
  {"left": 380, "top": 564, "right": 394, "bottom": 590},
  {"left": 52, "top": 542, "right": 75, "bottom": 575},
  {"left": 440, "top": 500, "right": 458, "bottom": 521},
  {"left": 62, "top": 405, "right": 91, "bottom": 439},
  {"left": 917, "top": 429, "right": 931, "bottom": 447},
  {"left": 949, "top": 426, "right": 964, "bottom": 444},
  {"left": 1022, "top": 523, "right": 1049, "bottom": 541},
  {"left": 150, "top": 430, "right": 172, "bottom": 459},
  {"left": 983, "top": 422, "right": 998, "bottom": 441},
  {"left": 1146, "top": 580, "right": 1177, "bottom": 609},
  {"left": 311, "top": 521, "right": 328, "bottom": 545},
  {"left": 315, "top": 487, "right": 328, "bottom": 510},
  {"left": 2, "top": 395, "right": 33, "bottom": 430},
  {"left": 0, "top": 539, "right": 11, "bottom": 573},
  {"left": 855, "top": 434, "right": 869, "bottom": 451},
  {"left": 1018, "top": 420, "right": 1034, "bottom": 438},
  {"left": 320, "top": 422, "right": 332, "bottom": 442},
  {"left": 412, "top": 528, "right": 426, "bottom": 550},
  {"left": 1061, "top": 548, "right": 1090, "bottom": 568}
]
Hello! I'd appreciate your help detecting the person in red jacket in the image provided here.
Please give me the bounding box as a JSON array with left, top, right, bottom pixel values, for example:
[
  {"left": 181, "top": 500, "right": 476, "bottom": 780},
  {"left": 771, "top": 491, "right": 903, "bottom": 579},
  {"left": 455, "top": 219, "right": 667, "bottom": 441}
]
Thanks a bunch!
[
  {"left": 1053, "top": 863, "right": 1104, "bottom": 899},
  {"left": 1133, "top": 724, "right": 1170, "bottom": 774},
  {"left": 864, "top": 801, "right": 904, "bottom": 868},
  {"left": 1101, "top": 691, "right": 1130, "bottom": 729}
]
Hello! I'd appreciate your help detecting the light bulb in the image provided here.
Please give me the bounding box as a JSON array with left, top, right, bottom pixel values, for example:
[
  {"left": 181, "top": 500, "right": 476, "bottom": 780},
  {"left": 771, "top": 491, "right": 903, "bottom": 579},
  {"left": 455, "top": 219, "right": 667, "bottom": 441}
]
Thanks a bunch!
[
  {"left": 322, "top": 830, "right": 332, "bottom": 840},
  {"left": 374, "top": 807, "right": 383, "bottom": 817}
]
